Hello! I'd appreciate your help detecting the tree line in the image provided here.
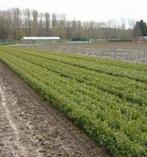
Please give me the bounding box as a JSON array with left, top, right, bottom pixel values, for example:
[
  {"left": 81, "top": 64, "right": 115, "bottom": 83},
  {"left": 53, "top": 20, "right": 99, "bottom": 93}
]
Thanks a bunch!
[{"left": 0, "top": 8, "right": 137, "bottom": 40}]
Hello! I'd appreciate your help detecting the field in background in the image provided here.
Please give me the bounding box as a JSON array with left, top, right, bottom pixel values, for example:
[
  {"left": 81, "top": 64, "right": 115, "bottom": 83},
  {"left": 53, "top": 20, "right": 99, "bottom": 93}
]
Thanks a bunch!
[
  {"left": 0, "top": 46, "right": 147, "bottom": 157},
  {"left": 18, "top": 41, "right": 147, "bottom": 63}
]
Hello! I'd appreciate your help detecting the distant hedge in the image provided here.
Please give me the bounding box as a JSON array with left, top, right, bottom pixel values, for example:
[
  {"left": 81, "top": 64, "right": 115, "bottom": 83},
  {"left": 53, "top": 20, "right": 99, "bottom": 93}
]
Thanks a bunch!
[
  {"left": 0, "top": 40, "right": 16, "bottom": 45},
  {"left": 108, "top": 39, "right": 132, "bottom": 42}
]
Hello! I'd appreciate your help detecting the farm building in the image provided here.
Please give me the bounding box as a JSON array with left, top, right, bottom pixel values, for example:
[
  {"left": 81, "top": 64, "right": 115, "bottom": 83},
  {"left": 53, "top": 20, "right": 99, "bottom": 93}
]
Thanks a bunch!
[
  {"left": 133, "top": 36, "right": 147, "bottom": 42},
  {"left": 66, "top": 37, "right": 91, "bottom": 44},
  {"left": 21, "top": 36, "right": 61, "bottom": 44},
  {"left": 71, "top": 37, "right": 89, "bottom": 41}
]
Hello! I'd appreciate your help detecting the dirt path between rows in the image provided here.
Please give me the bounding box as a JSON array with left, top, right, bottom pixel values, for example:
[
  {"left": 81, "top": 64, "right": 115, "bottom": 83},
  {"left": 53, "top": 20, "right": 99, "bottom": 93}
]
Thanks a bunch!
[{"left": 0, "top": 62, "right": 110, "bottom": 157}]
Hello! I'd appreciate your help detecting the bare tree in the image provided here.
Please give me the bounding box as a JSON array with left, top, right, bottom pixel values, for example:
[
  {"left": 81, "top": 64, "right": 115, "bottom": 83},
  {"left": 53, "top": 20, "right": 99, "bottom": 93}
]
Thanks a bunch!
[
  {"left": 32, "top": 10, "right": 38, "bottom": 36},
  {"left": 11, "top": 8, "right": 22, "bottom": 39},
  {"left": 44, "top": 12, "right": 50, "bottom": 36},
  {"left": 24, "top": 9, "right": 32, "bottom": 36}
]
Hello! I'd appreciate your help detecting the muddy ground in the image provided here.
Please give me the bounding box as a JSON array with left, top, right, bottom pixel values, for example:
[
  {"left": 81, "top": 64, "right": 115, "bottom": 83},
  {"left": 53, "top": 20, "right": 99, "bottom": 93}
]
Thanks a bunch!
[
  {"left": 0, "top": 62, "right": 110, "bottom": 157},
  {"left": 19, "top": 42, "right": 147, "bottom": 63}
]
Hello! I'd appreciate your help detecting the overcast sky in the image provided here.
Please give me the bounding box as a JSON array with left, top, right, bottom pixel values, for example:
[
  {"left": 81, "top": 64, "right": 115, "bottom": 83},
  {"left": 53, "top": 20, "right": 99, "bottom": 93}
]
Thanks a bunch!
[{"left": 0, "top": 0, "right": 146, "bottom": 22}]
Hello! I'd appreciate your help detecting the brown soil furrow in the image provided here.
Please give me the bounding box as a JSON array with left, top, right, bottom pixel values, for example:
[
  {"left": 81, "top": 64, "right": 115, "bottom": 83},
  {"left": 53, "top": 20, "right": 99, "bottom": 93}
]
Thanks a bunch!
[{"left": 0, "top": 86, "right": 28, "bottom": 157}]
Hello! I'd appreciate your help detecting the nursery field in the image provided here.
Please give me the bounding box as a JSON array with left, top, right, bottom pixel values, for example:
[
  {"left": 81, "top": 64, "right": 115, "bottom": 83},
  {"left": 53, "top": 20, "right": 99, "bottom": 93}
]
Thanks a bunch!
[{"left": 0, "top": 46, "right": 147, "bottom": 157}]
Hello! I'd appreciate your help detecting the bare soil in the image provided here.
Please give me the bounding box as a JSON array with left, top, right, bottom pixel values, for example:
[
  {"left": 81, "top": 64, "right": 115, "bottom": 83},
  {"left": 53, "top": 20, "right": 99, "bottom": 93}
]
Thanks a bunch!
[
  {"left": 0, "top": 62, "right": 110, "bottom": 157},
  {"left": 19, "top": 42, "right": 147, "bottom": 63}
]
